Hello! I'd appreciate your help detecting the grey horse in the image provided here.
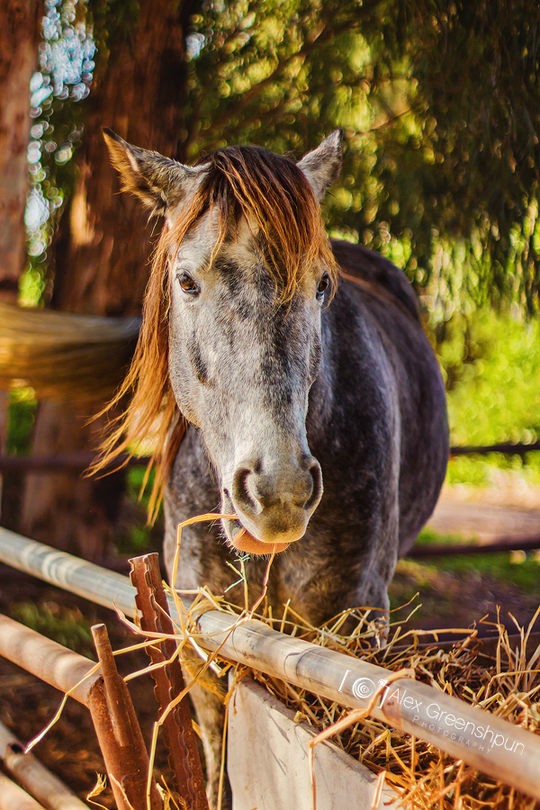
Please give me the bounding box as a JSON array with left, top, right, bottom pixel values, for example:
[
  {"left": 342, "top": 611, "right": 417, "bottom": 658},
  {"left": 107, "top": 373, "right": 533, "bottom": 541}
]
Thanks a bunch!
[{"left": 100, "top": 128, "right": 448, "bottom": 805}]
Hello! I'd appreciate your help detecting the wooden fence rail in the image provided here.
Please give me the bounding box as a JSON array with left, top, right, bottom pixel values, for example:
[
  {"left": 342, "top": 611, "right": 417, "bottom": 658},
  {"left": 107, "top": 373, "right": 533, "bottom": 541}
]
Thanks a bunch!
[
  {"left": 0, "top": 440, "right": 538, "bottom": 473},
  {"left": 409, "top": 535, "right": 540, "bottom": 557},
  {"left": 0, "top": 527, "right": 539, "bottom": 801}
]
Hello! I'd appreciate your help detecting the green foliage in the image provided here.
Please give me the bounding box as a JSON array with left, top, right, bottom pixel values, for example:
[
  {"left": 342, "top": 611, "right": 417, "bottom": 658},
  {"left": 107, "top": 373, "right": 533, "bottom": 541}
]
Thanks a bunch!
[
  {"left": 111, "top": 466, "right": 162, "bottom": 555},
  {"left": 115, "top": 523, "right": 156, "bottom": 555},
  {"left": 10, "top": 600, "right": 95, "bottom": 657},
  {"left": 5, "top": 388, "right": 37, "bottom": 456},
  {"left": 184, "top": 0, "right": 540, "bottom": 313},
  {"left": 24, "top": 0, "right": 95, "bottom": 300},
  {"left": 416, "top": 527, "right": 540, "bottom": 595},
  {"left": 24, "top": 0, "right": 539, "bottom": 312},
  {"left": 437, "top": 550, "right": 540, "bottom": 595},
  {"left": 437, "top": 310, "right": 540, "bottom": 484},
  {"left": 391, "top": 549, "right": 540, "bottom": 622},
  {"left": 391, "top": 529, "right": 540, "bottom": 627},
  {"left": 398, "top": 1, "right": 539, "bottom": 313}
]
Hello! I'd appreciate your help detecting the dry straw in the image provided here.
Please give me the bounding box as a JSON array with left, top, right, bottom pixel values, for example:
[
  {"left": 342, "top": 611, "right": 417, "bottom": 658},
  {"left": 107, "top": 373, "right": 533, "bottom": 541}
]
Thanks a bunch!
[
  {"left": 238, "top": 603, "right": 540, "bottom": 809},
  {"left": 16, "top": 515, "right": 539, "bottom": 810},
  {"left": 143, "top": 519, "right": 540, "bottom": 809},
  {"left": 106, "top": 516, "right": 540, "bottom": 810}
]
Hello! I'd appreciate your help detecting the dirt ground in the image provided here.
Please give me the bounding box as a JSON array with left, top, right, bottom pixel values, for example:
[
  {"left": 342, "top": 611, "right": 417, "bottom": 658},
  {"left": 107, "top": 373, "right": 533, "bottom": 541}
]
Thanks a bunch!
[
  {"left": 387, "top": 481, "right": 540, "bottom": 632},
  {"left": 0, "top": 483, "right": 539, "bottom": 805},
  {"left": 428, "top": 480, "right": 540, "bottom": 543}
]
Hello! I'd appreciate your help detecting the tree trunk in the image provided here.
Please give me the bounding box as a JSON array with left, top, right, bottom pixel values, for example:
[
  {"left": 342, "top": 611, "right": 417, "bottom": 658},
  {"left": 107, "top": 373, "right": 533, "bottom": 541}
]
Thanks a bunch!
[
  {"left": 51, "top": 0, "right": 196, "bottom": 315},
  {"left": 0, "top": 1, "right": 42, "bottom": 528},
  {"left": 0, "top": 0, "right": 42, "bottom": 301},
  {"left": 22, "top": 0, "right": 196, "bottom": 556}
]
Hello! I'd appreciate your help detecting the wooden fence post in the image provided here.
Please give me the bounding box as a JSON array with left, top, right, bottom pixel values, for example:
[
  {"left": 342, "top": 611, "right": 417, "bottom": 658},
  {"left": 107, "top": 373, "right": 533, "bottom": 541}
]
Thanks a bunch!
[
  {"left": 90, "top": 623, "right": 162, "bottom": 810},
  {"left": 130, "top": 553, "right": 209, "bottom": 810}
]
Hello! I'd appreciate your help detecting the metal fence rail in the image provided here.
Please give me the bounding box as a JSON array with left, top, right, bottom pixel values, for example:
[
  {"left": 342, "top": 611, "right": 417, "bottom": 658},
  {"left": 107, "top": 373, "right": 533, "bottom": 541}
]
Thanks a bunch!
[
  {"left": 0, "top": 612, "right": 161, "bottom": 810},
  {"left": 0, "top": 527, "right": 539, "bottom": 801}
]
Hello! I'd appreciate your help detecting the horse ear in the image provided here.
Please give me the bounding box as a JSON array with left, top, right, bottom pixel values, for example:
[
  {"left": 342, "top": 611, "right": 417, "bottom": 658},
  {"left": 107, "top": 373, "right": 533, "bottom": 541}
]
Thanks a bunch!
[
  {"left": 297, "top": 130, "right": 343, "bottom": 200},
  {"left": 102, "top": 128, "right": 204, "bottom": 215}
]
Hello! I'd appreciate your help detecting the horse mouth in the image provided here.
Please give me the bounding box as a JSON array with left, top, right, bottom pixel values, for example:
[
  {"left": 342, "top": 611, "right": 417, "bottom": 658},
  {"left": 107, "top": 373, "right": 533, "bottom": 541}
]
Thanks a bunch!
[
  {"left": 229, "top": 525, "right": 290, "bottom": 555},
  {"left": 222, "top": 512, "right": 290, "bottom": 555}
]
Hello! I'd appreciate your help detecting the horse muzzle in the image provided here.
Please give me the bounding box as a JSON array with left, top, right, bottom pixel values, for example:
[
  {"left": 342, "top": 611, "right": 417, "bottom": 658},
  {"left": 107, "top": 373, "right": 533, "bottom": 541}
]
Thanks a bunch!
[{"left": 222, "top": 454, "right": 323, "bottom": 555}]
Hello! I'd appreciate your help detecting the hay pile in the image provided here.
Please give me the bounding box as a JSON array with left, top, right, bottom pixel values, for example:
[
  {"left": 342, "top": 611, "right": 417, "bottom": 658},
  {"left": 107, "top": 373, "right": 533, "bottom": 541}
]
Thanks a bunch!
[
  {"left": 224, "top": 602, "right": 540, "bottom": 809},
  {"left": 159, "top": 523, "right": 540, "bottom": 809}
]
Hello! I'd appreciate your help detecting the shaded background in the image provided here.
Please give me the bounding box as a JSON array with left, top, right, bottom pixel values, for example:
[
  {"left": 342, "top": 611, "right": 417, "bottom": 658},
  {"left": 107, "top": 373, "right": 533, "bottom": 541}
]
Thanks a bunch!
[
  {"left": 0, "top": 0, "right": 538, "bottom": 587},
  {"left": 0, "top": 3, "right": 539, "bottom": 805}
]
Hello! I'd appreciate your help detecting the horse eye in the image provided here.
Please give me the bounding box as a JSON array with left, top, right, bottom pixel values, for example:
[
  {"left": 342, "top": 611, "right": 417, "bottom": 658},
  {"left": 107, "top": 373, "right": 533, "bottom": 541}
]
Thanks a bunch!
[
  {"left": 176, "top": 271, "right": 200, "bottom": 296},
  {"left": 316, "top": 273, "right": 330, "bottom": 302}
]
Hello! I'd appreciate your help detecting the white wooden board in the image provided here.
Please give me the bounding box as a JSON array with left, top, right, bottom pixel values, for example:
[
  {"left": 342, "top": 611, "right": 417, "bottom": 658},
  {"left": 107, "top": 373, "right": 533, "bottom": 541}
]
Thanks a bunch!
[{"left": 228, "top": 678, "right": 399, "bottom": 810}]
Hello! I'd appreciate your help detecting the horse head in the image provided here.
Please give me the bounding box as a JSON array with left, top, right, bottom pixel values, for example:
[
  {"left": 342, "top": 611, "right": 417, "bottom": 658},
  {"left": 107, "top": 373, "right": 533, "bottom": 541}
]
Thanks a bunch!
[{"left": 103, "top": 129, "right": 342, "bottom": 555}]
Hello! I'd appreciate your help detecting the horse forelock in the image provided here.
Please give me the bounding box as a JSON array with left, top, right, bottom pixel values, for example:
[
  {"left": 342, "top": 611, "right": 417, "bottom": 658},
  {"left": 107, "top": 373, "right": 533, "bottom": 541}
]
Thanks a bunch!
[
  {"left": 168, "top": 145, "right": 338, "bottom": 299},
  {"left": 95, "top": 144, "right": 338, "bottom": 518}
]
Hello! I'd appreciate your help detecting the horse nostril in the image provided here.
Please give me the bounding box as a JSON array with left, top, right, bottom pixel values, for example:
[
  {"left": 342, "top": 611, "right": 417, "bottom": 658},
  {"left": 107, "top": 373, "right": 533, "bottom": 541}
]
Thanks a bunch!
[
  {"left": 232, "top": 467, "right": 260, "bottom": 516},
  {"left": 304, "top": 458, "right": 323, "bottom": 511}
]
